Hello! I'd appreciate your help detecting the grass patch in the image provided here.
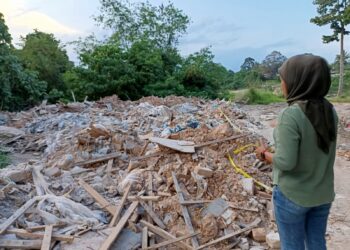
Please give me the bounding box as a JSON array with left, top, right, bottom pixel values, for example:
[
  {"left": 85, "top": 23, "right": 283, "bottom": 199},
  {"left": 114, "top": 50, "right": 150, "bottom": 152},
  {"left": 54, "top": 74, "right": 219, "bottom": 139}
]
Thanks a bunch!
[
  {"left": 230, "top": 88, "right": 284, "bottom": 104},
  {"left": 329, "top": 96, "right": 350, "bottom": 103},
  {"left": 0, "top": 152, "right": 10, "bottom": 169}
]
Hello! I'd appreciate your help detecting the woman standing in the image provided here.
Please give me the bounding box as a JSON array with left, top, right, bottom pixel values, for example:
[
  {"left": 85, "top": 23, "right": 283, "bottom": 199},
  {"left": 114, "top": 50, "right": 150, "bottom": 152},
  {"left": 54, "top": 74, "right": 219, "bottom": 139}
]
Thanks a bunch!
[{"left": 256, "top": 54, "right": 338, "bottom": 250}]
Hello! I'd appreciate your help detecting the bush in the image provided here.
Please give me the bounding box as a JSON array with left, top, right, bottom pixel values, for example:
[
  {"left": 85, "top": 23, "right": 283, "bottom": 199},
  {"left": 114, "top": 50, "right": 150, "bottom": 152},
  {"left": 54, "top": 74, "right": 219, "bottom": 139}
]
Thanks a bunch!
[{"left": 233, "top": 88, "right": 284, "bottom": 104}]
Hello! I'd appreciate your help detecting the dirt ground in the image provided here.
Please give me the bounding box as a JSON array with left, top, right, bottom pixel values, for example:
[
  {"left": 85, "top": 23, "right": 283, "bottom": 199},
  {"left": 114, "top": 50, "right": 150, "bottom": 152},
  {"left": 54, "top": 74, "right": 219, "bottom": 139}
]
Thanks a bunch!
[{"left": 240, "top": 103, "right": 350, "bottom": 250}]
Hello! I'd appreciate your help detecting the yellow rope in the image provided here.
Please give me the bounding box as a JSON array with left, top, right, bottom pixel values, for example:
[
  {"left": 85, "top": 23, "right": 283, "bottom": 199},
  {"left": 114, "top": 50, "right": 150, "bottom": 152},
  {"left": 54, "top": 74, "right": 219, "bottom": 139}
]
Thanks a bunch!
[{"left": 228, "top": 145, "right": 273, "bottom": 192}]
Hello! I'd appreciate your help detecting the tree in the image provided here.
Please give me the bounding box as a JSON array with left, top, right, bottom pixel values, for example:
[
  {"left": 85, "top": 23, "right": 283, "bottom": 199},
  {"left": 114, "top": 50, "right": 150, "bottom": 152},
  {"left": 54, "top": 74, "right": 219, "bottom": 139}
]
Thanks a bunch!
[
  {"left": 0, "top": 13, "right": 46, "bottom": 111},
  {"left": 240, "top": 57, "right": 258, "bottom": 71},
  {"left": 311, "top": 0, "right": 350, "bottom": 96},
  {"left": 95, "top": 0, "right": 190, "bottom": 49},
  {"left": 260, "top": 51, "right": 287, "bottom": 79},
  {"left": 17, "top": 30, "right": 72, "bottom": 101},
  {"left": 332, "top": 51, "right": 350, "bottom": 72}
]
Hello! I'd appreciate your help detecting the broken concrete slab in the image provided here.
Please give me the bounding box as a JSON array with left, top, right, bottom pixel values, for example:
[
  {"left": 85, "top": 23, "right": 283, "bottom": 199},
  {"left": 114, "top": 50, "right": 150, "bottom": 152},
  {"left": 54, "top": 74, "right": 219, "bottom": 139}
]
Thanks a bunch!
[
  {"left": 266, "top": 232, "right": 280, "bottom": 249},
  {"left": 241, "top": 178, "right": 255, "bottom": 195},
  {"left": 110, "top": 228, "right": 141, "bottom": 250},
  {"left": 203, "top": 198, "right": 229, "bottom": 217},
  {"left": 194, "top": 164, "right": 213, "bottom": 177}
]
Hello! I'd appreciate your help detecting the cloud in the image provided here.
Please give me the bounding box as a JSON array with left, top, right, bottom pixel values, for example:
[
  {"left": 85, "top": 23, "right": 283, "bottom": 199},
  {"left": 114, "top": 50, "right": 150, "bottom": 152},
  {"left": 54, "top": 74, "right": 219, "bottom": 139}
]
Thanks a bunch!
[
  {"left": 0, "top": 0, "right": 79, "bottom": 44},
  {"left": 179, "top": 18, "right": 241, "bottom": 54}
]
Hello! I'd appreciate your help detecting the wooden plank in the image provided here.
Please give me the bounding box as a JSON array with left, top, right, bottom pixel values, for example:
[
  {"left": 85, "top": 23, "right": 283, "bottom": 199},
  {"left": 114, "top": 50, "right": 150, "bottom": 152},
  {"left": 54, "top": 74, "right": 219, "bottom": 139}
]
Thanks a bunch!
[
  {"left": 41, "top": 225, "right": 53, "bottom": 250},
  {"left": 139, "top": 141, "right": 150, "bottom": 156},
  {"left": 195, "top": 134, "right": 249, "bottom": 148},
  {"left": 140, "top": 220, "right": 192, "bottom": 250},
  {"left": 138, "top": 199, "right": 166, "bottom": 229},
  {"left": 99, "top": 201, "right": 139, "bottom": 250},
  {"left": 142, "top": 226, "right": 148, "bottom": 249},
  {"left": 76, "top": 151, "right": 163, "bottom": 166},
  {"left": 109, "top": 183, "right": 131, "bottom": 227},
  {"left": 106, "top": 159, "right": 114, "bottom": 174},
  {"left": 5, "top": 229, "right": 74, "bottom": 243},
  {"left": 75, "top": 152, "right": 123, "bottom": 166},
  {"left": 178, "top": 200, "right": 259, "bottom": 212},
  {"left": 0, "top": 197, "right": 38, "bottom": 235},
  {"left": 128, "top": 196, "right": 160, "bottom": 202},
  {"left": 228, "top": 202, "right": 259, "bottom": 212},
  {"left": 144, "top": 232, "right": 199, "bottom": 250},
  {"left": 26, "top": 223, "right": 65, "bottom": 232},
  {"left": 0, "top": 239, "right": 42, "bottom": 249},
  {"left": 179, "top": 200, "right": 212, "bottom": 205},
  {"left": 147, "top": 172, "right": 155, "bottom": 246},
  {"left": 149, "top": 137, "right": 195, "bottom": 153},
  {"left": 79, "top": 179, "right": 116, "bottom": 215},
  {"left": 196, "top": 218, "right": 261, "bottom": 250},
  {"left": 171, "top": 172, "right": 199, "bottom": 248}
]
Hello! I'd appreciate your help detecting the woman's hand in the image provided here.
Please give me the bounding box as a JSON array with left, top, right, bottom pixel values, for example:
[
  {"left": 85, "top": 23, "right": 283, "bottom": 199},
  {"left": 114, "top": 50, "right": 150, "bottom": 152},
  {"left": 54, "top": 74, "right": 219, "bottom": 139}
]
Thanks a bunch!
[
  {"left": 256, "top": 146, "right": 267, "bottom": 161},
  {"left": 256, "top": 146, "right": 274, "bottom": 164}
]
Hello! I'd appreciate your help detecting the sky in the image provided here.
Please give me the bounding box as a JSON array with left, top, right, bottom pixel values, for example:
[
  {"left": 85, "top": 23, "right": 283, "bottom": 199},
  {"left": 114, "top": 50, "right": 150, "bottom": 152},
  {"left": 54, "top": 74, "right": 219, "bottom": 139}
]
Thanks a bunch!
[{"left": 0, "top": 0, "right": 347, "bottom": 71}]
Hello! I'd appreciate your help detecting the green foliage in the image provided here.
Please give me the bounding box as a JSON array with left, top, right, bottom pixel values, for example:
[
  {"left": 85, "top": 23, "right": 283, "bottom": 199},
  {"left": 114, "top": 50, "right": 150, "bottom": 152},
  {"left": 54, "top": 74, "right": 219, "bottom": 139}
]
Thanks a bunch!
[
  {"left": 95, "top": 0, "right": 190, "bottom": 49},
  {"left": 0, "top": 13, "right": 47, "bottom": 111},
  {"left": 226, "top": 70, "right": 264, "bottom": 90},
  {"left": 260, "top": 51, "right": 287, "bottom": 79},
  {"left": 311, "top": 0, "right": 350, "bottom": 43},
  {"left": 311, "top": 0, "right": 350, "bottom": 96},
  {"left": 232, "top": 88, "right": 284, "bottom": 104},
  {"left": 176, "top": 48, "right": 230, "bottom": 98},
  {"left": 241, "top": 57, "right": 258, "bottom": 71},
  {"left": 329, "top": 70, "right": 350, "bottom": 96},
  {"left": 17, "top": 30, "right": 72, "bottom": 93},
  {"left": 0, "top": 152, "right": 10, "bottom": 169},
  {"left": 144, "top": 77, "right": 185, "bottom": 97}
]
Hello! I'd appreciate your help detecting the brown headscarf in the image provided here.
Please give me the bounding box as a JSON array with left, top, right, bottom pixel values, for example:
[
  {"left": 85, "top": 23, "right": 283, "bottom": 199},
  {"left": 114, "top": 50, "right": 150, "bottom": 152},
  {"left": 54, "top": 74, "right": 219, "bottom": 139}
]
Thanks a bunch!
[{"left": 278, "top": 54, "right": 336, "bottom": 154}]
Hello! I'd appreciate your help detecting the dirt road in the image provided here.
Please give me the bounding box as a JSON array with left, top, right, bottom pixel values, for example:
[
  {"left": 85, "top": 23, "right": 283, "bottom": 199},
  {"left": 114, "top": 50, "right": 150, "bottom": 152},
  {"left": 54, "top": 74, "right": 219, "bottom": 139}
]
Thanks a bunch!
[{"left": 241, "top": 103, "right": 350, "bottom": 250}]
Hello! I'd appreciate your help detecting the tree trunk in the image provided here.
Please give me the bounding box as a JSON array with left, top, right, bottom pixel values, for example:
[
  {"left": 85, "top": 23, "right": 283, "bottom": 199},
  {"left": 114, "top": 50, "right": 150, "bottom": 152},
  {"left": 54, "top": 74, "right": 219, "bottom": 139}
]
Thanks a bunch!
[{"left": 337, "top": 30, "right": 344, "bottom": 97}]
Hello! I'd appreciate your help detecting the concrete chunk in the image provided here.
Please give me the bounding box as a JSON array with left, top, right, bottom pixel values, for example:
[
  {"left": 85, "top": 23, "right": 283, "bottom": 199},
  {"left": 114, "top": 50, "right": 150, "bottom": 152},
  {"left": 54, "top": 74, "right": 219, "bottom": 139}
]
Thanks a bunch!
[
  {"left": 252, "top": 227, "right": 266, "bottom": 242},
  {"left": 241, "top": 178, "right": 255, "bottom": 195},
  {"left": 266, "top": 232, "right": 280, "bottom": 249},
  {"left": 194, "top": 165, "right": 213, "bottom": 177},
  {"left": 43, "top": 167, "right": 62, "bottom": 177},
  {"left": 204, "top": 198, "right": 229, "bottom": 217}
]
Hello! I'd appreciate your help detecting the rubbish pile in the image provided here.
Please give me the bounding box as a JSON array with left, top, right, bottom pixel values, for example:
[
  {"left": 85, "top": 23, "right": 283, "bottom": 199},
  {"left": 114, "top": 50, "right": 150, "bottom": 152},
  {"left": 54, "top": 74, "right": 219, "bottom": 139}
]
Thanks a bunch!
[{"left": 0, "top": 95, "right": 279, "bottom": 249}]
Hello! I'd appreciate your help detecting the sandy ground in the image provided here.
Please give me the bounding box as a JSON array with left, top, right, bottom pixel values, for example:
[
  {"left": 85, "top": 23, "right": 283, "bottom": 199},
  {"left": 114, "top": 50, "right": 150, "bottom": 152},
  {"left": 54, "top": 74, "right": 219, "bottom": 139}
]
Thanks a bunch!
[{"left": 241, "top": 103, "right": 350, "bottom": 250}]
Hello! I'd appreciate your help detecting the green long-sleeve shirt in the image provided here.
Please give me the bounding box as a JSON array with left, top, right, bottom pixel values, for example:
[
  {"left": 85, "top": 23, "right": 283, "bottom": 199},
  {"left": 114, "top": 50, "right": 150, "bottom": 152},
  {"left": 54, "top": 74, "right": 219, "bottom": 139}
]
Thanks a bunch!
[{"left": 273, "top": 104, "right": 338, "bottom": 207}]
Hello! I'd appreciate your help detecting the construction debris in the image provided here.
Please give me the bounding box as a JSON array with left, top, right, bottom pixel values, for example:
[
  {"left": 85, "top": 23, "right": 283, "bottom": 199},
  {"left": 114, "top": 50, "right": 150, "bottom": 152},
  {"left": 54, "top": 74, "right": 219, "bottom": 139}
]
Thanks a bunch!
[
  {"left": 0, "top": 95, "right": 277, "bottom": 249},
  {"left": 266, "top": 231, "right": 281, "bottom": 249}
]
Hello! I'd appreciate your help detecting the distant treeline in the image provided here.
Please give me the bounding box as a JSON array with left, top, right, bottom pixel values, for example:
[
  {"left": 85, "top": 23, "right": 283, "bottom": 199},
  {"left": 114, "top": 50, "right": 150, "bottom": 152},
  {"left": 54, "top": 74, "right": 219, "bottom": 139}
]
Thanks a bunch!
[{"left": 0, "top": 0, "right": 348, "bottom": 111}]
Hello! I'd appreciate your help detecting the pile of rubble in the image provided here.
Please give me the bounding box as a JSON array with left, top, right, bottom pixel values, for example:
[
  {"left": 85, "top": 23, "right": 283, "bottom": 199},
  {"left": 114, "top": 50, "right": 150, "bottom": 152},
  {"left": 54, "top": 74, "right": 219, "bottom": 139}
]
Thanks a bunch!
[{"left": 0, "top": 96, "right": 280, "bottom": 250}]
